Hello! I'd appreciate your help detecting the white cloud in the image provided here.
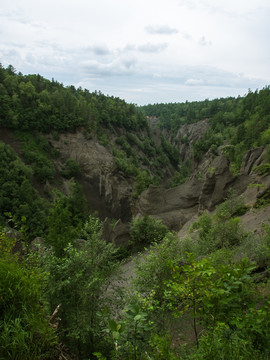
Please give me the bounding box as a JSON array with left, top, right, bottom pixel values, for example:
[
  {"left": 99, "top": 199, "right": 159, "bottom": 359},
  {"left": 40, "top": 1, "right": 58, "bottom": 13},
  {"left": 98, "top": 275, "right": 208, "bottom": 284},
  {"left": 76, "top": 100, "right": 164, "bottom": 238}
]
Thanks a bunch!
[
  {"left": 0, "top": 0, "right": 269, "bottom": 104},
  {"left": 198, "top": 36, "right": 212, "bottom": 46},
  {"left": 185, "top": 78, "right": 204, "bottom": 86},
  {"left": 138, "top": 43, "right": 168, "bottom": 53},
  {"left": 145, "top": 25, "right": 179, "bottom": 35}
]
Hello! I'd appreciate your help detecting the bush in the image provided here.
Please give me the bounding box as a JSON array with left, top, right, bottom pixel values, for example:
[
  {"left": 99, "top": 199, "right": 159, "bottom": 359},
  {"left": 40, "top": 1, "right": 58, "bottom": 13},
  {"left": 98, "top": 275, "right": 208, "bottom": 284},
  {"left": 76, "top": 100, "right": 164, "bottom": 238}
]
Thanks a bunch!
[
  {"left": 0, "top": 232, "right": 56, "bottom": 359},
  {"left": 44, "top": 215, "right": 121, "bottom": 358},
  {"left": 133, "top": 234, "right": 183, "bottom": 303},
  {"left": 190, "top": 195, "right": 248, "bottom": 255},
  {"left": 130, "top": 215, "right": 169, "bottom": 246},
  {"left": 215, "top": 192, "right": 247, "bottom": 220},
  {"left": 61, "top": 158, "right": 81, "bottom": 179},
  {"left": 253, "top": 163, "right": 270, "bottom": 176},
  {"left": 114, "top": 150, "right": 138, "bottom": 176}
]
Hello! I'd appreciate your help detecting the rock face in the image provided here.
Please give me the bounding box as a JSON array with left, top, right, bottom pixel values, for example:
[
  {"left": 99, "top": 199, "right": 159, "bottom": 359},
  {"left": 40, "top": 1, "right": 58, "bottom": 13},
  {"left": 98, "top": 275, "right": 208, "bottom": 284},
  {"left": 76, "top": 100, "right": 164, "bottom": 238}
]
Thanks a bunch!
[
  {"left": 133, "top": 148, "right": 268, "bottom": 232},
  {"left": 199, "top": 155, "right": 235, "bottom": 210},
  {"left": 49, "top": 132, "right": 133, "bottom": 221},
  {"left": 175, "top": 119, "right": 210, "bottom": 163},
  {"left": 133, "top": 179, "right": 203, "bottom": 230},
  {"left": 241, "top": 146, "right": 265, "bottom": 175},
  {"left": 134, "top": 156, "right": 236, "bottom": 231},
  {"left": 50, "top": 131, "right": 268, "bottom": 240}
]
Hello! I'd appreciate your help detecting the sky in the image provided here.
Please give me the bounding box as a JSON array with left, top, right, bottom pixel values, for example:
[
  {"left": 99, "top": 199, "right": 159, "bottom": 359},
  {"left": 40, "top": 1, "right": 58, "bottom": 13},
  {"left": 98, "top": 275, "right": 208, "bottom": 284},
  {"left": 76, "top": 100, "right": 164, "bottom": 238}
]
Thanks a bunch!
[{"left": 1, "top": 0, "right": 270, "bottom": 105}]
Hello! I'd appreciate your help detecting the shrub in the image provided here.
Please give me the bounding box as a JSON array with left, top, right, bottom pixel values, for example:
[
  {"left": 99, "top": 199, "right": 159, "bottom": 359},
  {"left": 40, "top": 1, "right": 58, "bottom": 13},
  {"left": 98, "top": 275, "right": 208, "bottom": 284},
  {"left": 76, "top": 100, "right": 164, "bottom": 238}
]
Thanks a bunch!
[
  {"left": 253, "top": 163, "right": 270, "bottom": 176},
  {"left": 130, "top": 215, "right": 169, "bottom": 246},
  {"left": 190, "top": 196, "right": 248, "bottom": 255},
  {"left": 133, "top": 234, "right": 183, "bottom": 304},
  {"left": 0, "top": 231, "right": 56, "bottom": 359},
  {"left": 61, "top": 158, "right": 81, "bottom": 179},
  {"left": 44, "top": 215, "right": 121, "bottom": 358},
  {"left": 215, "top": 192, "right": 247, "bottom": 220}
]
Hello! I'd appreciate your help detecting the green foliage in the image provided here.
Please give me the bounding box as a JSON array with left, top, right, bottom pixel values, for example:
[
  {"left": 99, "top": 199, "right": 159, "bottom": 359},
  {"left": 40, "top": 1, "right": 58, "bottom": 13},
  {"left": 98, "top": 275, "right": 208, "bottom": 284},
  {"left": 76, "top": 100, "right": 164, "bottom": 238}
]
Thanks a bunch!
[
  {"left": 45, "top": 215, "right": 121, "bottom": 358},
  {"left": 255, "top": 190, "right": 270, "bottom": 208},
  {"left": 141, "top": 86, "right": 270, "bottom": 175},
  {"left": 2, "top": 64, "right": 270, "bottom": 360},
  {"left": 0, "top": 230, "right": 56, "bottom": 359},
  {"left": 0, "top": 142, "right": 49, "bottom": 237},
  {"left": 148, "top": 334, "right": 179, "bottom": 360},
  {"left": 133, "top": 170, "right": 160, "bottom": 198},
  {"left": 253, "top": 163, "right": 270, "bottom": 176},
  {"left": 45, "top": 192, "right": 80, "bottom": 257},
  {"left": 18, "top": 132, "right": 56, "bottom": 183},
  {"left": 130, "top": 215, "right": 169, "bottom": 246},
  {"left": 161, "top": 135, "right": 179, "bottom": 166},
  {"left": 104, "top": 303, "right": 154, "bottom": 360},
  {"left": 190, "top": 313, "right": 270, "bottom": 360},
  {"left": 114, "top": 149, "right": 138, "bottom": 176},
  {"left": 190, "top": 195, "right": 248, "bottom": 255},
  {"left": 214, "top": 192, "right": 248, "bottom": 219},
  {"left": 133, "top": 234, "right": 183, "bottom": 304},
  {"left": 165, "top": 255, "right": 259, "bottom": 351},
  {"left": 169, "top": 160, "right": 191, "bottom": 188},
  {"left": 0, "top": 65, "right": 148, "bottom": 133},
  {"left": 61, "top": 158, "right": 81, "bottom": 179}
]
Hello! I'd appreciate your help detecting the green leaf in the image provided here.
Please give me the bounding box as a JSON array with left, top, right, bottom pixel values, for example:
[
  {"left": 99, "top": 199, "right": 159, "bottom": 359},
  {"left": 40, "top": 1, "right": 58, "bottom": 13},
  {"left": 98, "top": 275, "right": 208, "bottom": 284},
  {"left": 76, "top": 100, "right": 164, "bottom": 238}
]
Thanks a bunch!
[
  {"left": 108, "top": 320, "right": 117, "bottom": 332},
  {"left": 134, "top": 314, "right": 142, "bottom": 322}
]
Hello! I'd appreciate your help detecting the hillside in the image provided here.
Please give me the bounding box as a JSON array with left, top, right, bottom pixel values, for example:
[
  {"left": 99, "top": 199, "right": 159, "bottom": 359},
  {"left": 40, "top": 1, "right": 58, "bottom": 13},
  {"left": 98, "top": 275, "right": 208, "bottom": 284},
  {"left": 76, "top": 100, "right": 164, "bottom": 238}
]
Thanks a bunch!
[
  {"left": 1, "top": 65, "right": 270, "bottom": 360},
  {"left": 1, "top": 64, "right": 270, "bottom": 238}
]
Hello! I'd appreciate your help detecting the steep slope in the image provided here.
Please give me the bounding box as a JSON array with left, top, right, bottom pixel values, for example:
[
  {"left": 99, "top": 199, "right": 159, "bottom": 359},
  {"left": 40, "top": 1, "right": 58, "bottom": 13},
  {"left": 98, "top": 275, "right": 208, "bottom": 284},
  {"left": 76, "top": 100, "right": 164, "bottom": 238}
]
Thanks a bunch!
[{"left": 0, "top": 64, "right": 270, "bottom": 246}]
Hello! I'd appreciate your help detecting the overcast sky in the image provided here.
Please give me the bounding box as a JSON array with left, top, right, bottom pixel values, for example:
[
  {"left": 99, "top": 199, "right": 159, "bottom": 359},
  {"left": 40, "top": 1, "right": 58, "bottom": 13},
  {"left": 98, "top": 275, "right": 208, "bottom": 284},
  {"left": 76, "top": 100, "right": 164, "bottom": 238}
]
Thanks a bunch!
[{"left": 1, "top": 0, "right": 270, "bottom": 105}]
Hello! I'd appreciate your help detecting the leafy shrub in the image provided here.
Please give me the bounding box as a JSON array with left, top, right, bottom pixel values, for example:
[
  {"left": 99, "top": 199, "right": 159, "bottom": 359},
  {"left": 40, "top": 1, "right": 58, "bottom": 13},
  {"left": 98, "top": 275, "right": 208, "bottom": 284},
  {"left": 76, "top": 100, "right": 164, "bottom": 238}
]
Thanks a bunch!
[
  {"left": 61, "top": 158, "right": 81, "bottom": 178},
  {"left": 19, "top": 133, "right": 56, "bottom": 183},
  {"left": 0, "top": 232, "right": 56, "bottom": 359},
  {"left": 165, "top": 255, "right": 259, "bottom": 354},
  {"left": 133, "top": 170, "right": 160, "bottom": 198},
  {"left": 215, "top": 192, "right": 247, "bottom": 220},
  {"left": 169, "top": 160, "right": 191, "bottom": 188},
  {"left": 130, "top": 215, "right": 169, "bottom": 246},
  {"left": 105, "top": 303, "right": 154, "bottom": 360},
  {"left": 0, "top": 142, "right": 49, "bottom": 237},
  {"left": 44, "top": 215, "right": 121, "bottom": 358},
  {"left": 253, "top": 163, "right": 270, "bottom": 176},
  {"left": 114, "top": 150, "right": 138, "bottom": 176},
  {"left": 255, "top": 190, "right": 270, "bottom": 208},
  {"left": 190, "top": 211, "right": 247, "bottom": 255},
  {"left": 45, "top": 193, "right": 79, "bottom": 257},
  {"left": 133, "top": 234, "right": 183, "bottom": 303}
]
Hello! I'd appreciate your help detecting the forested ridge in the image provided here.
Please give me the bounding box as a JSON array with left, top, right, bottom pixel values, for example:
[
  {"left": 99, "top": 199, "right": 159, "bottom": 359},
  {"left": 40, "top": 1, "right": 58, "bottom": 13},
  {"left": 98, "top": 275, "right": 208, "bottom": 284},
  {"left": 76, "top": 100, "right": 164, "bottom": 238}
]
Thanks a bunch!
[
  {"left": 140, "top": 86, "right": 270, "bottom": 171},
  {"left": 1, "top": 64, "right": 270, "bottom": 359}
]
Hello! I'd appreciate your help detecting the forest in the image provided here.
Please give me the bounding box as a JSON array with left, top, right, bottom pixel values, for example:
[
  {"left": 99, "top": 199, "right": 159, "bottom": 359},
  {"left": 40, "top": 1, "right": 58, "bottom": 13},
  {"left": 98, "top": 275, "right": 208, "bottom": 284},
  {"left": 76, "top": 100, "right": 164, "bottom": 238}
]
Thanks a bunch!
[{"left": 0, "top": 64, "right": 270, "bottom": 360}]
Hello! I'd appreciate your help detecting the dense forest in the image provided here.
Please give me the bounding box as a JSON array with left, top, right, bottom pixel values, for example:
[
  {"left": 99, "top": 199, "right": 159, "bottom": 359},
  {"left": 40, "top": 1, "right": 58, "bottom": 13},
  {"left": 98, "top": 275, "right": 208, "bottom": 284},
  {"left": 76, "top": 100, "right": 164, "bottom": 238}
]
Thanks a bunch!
[
  {"left": 0, "top": 65, "right": 270, "bottom": 359},
  {"left": 140, "top": 87, "right": 270, "bottom": 172}
]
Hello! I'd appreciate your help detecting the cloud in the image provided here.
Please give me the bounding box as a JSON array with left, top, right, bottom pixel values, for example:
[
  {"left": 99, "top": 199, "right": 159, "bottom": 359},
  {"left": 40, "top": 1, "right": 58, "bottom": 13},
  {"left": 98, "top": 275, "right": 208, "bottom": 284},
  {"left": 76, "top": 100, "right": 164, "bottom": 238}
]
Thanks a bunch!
[
  {"left": 91, "top": 45, "right": 110, "bottom": 56},
  {"left": 185, "top": 78, "right": 204, "bottom": 86},
  {"left": 81, "top": 57, "right": 138, "bottom": 77},
  {"left": 0, "top": 8, "right": 44, "bottom": 28},
  {"left": 198, "top": 36, "right": 212, "bottom": 46},
  {"left": 145, "top": 25, "right": 178, "bottom": 35},
  {"left": 138, "top": 43, "right": 167, "bottom": 53}
]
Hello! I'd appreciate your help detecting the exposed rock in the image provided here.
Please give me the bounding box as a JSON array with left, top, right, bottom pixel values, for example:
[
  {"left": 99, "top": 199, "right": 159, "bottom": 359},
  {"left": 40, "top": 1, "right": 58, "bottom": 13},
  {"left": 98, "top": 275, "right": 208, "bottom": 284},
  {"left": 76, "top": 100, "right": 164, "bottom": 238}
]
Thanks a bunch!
[
  {"left": 257, "top": 175, "right": 270, "bottom": 199},
  {"left": 241, "top": 146, "right": 265, "bottom": 175},
  {"left": 175, "top": 119, "right": 210, "bottom": 163},
  {"left": 199, "top": 155, "right": 235, "bottom": 210},
  {"left": 134, "top": 152, "right": 260, "bottom": 231},
  {"left": 30, "top": 237, "right": 46, "bottom": 252},
  {"left": 134, "top": 178, "right": 203, "bottom": 231},
  {"left": 48, "top": 131, "right": 133, "bottom": 221},
  {"left": 103, "top": 218, "right": 130, "bottom": 246}
]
